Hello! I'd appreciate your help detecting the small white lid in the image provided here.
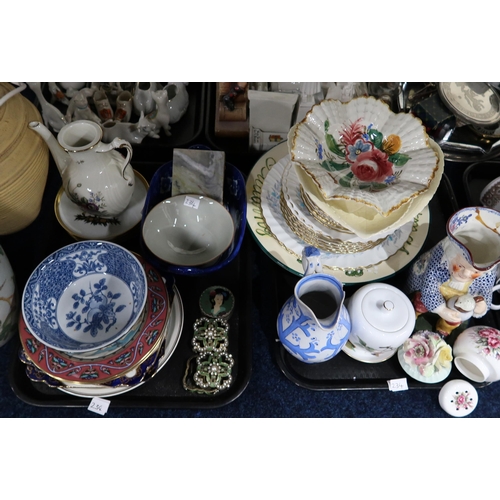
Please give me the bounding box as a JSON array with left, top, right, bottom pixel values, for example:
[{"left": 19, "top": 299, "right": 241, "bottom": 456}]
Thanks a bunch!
[
  {"left": 438, "top": 379, "right": 478, "bottom": 417},
  {"left": 359, "top": 286, "right": 412, "bottom": 334}
]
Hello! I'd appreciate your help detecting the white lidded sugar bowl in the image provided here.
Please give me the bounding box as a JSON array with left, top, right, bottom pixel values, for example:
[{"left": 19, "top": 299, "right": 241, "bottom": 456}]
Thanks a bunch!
[{"left": 343, "top": 282, "right": 416, "bottom": 363}]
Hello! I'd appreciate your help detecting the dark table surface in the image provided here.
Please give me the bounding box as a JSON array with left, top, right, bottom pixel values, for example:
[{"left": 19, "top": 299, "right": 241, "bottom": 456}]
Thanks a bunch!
[{"left": 2, "top": 84, "right": 500, "bottom": 418}]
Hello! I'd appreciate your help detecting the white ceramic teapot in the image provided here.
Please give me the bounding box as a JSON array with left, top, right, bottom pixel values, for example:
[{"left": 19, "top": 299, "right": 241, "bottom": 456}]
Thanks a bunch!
[{"left": 29, "top": 119, "right": 135, "bottom": 218}]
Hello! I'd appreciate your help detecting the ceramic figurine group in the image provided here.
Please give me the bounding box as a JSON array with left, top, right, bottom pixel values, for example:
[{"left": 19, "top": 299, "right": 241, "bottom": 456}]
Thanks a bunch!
[{"left": 26, "top": 82, "right": 189, "bottom": 144}]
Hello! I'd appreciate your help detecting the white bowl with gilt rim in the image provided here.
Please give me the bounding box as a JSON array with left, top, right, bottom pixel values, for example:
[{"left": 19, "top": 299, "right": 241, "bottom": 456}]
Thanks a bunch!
[
  {"left": 142, "top": 194, "right": 235, "bottom": 268},
  {"left": 288, "top": 96, "right": 440, "bottom": 217}
]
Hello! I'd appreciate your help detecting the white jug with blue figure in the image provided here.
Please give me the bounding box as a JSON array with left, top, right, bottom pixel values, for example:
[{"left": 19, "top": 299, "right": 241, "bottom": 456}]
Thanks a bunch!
[{"left": 277, "top": 246, "right": 351, "bottom": 363}]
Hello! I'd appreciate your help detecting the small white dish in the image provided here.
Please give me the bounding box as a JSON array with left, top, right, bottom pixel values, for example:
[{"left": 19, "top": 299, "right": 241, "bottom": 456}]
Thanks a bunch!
[
  {"left": 342, "top": 338, "right": 397, "bottom": 364},
  {"left": 55, "top": 170, "right": 148, "bottom": 241},
  {"left": 22, "top": 240, "right": 148, "bottom": 353},
  {"left": 142, "top": 194, "right": 235, "bottom": 267},
  {"left": 438, "top": 379, "right": 478, "bottom": 417}
]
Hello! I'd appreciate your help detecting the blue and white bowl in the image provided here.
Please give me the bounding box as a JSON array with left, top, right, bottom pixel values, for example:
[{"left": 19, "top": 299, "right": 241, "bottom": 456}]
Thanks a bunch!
[{"left": 22, "top": 240, "right": 148, "bottom": 353}]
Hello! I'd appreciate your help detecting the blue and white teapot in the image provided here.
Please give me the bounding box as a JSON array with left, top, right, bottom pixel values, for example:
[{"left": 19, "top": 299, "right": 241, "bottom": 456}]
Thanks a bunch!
[{"left": 277, "top": 247, "right": 351, "bottom": 363}]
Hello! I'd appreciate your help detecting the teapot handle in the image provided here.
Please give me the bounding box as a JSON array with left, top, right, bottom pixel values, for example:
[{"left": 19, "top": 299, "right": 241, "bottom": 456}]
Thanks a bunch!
[{"left": 96, "top": 138, "right": 134, "bottom": 183}]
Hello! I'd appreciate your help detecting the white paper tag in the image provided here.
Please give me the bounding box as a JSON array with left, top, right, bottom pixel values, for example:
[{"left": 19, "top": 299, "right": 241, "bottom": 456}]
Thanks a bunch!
[
  {"left": 88, "top": 397, "right": 110, "bottom": 415},
  {"left": 387, "top": 378, "right": 409, "bottom": 392},
  {"left": 184, "top": 196, "right": 200, "bottom": 209}
]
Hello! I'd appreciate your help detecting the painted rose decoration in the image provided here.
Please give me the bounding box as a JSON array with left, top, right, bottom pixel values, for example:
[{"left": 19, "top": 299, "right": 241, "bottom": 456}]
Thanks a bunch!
[
  {"left": 402, "top": 330, "right": 452, "bottom": 377},
  {"left": 318, "top": 118, "right": 411, "bottom": 191},
  {"left": 475, "top": 327, "right": 500, "bottom": 359}
]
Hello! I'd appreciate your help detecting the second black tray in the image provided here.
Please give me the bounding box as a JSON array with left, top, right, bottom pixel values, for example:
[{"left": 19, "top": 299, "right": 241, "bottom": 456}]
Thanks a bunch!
[
  {"left": 8, "top": 234, "right": 252, "bottom": 409},
  {"left": 261, "top": 174, "right": 490, "bottom": 390},
  {"left": 4, "top": 156, "right": 251, "bottom": 409}
]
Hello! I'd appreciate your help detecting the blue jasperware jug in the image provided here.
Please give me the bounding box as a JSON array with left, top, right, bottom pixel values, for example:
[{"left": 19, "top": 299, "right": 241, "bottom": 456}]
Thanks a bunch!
[{"left": 277, "top": 247, "right": 351, "bottom": 363}]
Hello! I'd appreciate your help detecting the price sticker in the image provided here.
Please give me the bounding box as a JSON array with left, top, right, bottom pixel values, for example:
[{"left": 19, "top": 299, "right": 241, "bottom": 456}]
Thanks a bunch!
[
  {"left": 88, "top": 397, "right": 110, "bottom": 415},
  {"left": 184, "top": 196, "right": 200, "bottom": 209},
  {"left": 387, "top": 378, "right": 408, "bottom": 392}
]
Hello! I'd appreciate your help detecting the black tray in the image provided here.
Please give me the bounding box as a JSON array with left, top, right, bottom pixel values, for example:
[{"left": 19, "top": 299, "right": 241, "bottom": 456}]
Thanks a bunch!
[
  {"left": 261, "top": 173, "right": 491, "bottom": 390},
  {"left": 4, "top": 159, "right": 252, "bottom": 409},
  {"left": 463, "top": 160, "right": 500, "bottom": 206}
]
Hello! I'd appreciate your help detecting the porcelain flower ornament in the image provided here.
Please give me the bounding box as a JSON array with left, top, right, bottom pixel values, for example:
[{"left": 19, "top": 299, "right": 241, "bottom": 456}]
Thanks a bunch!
[{"left": 402, "top": 330, "right": 453, "bottom": 377}]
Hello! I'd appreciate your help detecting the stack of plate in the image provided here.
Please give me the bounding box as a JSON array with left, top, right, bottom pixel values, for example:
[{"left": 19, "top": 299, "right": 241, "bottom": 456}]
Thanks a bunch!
[
  {"left": 17, "top": 240, "right": 183, "bottom": 398},
  {"left": 247, "top": 97, "right": 444, "bottom": 283}
]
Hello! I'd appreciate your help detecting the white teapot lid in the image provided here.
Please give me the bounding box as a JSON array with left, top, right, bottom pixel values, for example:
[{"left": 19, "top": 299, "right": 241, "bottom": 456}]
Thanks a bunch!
[{"left": 358, "top": 284, "right": 413, "bottom": 334}]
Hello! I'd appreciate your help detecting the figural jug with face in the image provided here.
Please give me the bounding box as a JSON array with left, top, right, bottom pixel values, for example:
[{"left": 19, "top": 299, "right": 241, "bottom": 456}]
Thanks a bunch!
[{"left": 406, "top": 207, "right": 500, "bottom": 336}]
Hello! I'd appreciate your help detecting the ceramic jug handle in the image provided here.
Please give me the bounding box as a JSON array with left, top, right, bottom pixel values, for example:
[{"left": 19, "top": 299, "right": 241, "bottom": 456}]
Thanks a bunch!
[
  {"left": 97, "top": 138, "right": 133, "bottom": 182},
  {"left": 491, "top": 284, "right": 500, "bottom": 311},
  {"left": 0, "top": 83, "right": 26, "bottom": 108}
]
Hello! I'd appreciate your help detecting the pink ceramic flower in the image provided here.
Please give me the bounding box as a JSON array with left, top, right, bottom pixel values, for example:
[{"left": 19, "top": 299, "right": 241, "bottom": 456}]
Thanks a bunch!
[
  {"left": 403, "top": 331, "right": 452, "bottom": 377},
  {"left": 350, "top": 148, "right": 394, "bottom": 183},
  {"left": 404, "top": 335, "right": 433, "bottom": 366}
]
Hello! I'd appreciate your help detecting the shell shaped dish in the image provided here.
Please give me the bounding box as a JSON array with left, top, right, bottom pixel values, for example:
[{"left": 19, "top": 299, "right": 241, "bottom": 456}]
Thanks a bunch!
[
  {"left": 289, "top": 97, "right": 440, "bottom": 216},
  {"left": 22, "top": 240, "right": 148, "bottom": 353}
]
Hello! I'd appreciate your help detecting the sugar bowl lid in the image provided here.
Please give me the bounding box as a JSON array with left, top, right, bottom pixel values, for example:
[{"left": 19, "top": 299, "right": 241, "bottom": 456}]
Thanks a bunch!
[
  {"left": 350, "top": 283, "right": 414, "bottom": 334},
  {"left": 438, "top": 82, "right": 500, "bottom": 126}
]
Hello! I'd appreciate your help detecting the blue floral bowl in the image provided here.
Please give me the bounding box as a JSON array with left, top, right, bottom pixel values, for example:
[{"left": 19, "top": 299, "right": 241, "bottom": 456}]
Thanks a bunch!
[{"left": 22, "top": 240, "right": 148, "bottom": 353}]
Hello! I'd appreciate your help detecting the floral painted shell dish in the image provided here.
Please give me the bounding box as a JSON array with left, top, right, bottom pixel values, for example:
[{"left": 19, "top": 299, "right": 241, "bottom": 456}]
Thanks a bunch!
[{"left": 289, "top": 97, "right": 440, "bottom": 216}]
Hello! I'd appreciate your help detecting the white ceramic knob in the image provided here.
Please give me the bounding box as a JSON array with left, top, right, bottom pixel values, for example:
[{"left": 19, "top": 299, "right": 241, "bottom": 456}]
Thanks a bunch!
[{"left": 438, "top": 379, "right": 478, "bottom": 417}]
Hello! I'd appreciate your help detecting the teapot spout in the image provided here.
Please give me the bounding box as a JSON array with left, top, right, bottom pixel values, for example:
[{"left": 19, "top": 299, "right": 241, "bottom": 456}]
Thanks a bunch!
[{"left": 28, "top": 121, "right": 71, "bottom": 176}]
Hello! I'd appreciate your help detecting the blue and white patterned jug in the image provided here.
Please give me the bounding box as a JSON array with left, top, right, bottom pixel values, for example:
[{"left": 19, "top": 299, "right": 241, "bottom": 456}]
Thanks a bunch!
[{"left": 277, "top": 247, "right": 351, "bottom": 363}]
